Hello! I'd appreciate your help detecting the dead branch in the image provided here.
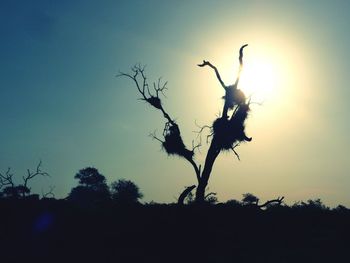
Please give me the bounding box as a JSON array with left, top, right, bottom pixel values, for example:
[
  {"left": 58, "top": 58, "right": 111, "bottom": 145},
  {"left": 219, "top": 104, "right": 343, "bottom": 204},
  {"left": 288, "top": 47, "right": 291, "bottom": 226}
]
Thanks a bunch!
[
  {"left": 198, "top": 60, "right": 226, "bottom": 89},
  {"left": 199, "top": 44, "right": 248, "bottom": 120},
  {"left": 231, "top": 143, "right": 241, "bottom": 161},
  {"left": 42, "top": 185, "right": 55, "bottom": 198},
  {"left": 178, "top": 185, "right": 196, "bottom": 205},
  {"left": 194, "top": 121, "right": 213, "bottom": 144},
  {"left": 119, "top": 65, "right": 201, "bottom": 183},
  {"left": 258, "top": 196, "right": 285, "bottom": 208},
  {"left": 23, "top": 160, "right": 50, "bottom": 189},
  {"left": 149, "top": 131, "right": 164, "bottom": 144},
  {"left": 192, "top": 139, "right": 202, "bottom": 154},
  {"left": 0, "top": 168, "right": 15, "bottom": 190},
  {"left": 204, "top": 192, "right": 217, "bottom": 199},
  {"left": 118, "top": 65, "right": 174, "bottom": 124},
  {"left": 234, "top": 44, "right": 248, "bottom": 86}
]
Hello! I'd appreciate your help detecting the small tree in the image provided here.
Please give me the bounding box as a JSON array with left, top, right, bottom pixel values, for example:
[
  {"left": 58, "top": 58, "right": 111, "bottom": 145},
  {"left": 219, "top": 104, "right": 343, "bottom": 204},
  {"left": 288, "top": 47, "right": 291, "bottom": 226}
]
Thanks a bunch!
[
  {"left": 74, "top": 167, "right": 107, "bottom": 189},
  {"left": 242, "top": 193, "right": 259, "bottom": 205},
  {"left": 68, "top": 167, "right": 110, "bottom": 204},
  {"left": 110, "top": 179, "right": 143, "bottom": 204}
]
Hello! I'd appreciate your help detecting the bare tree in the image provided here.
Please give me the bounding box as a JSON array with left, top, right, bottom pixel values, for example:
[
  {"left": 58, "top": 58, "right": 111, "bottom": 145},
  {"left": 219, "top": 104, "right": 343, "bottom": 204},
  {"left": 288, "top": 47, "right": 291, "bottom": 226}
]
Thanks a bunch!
[
  {"left": 42, "top": 186, "right": 56, "bottom": 199},
  {"left": 118, "top": 45, "right": 254, "bottom": 204},
  {"left": 0, "top": 161, "right": 49, "bottom": 199},
  {"left": 0, "top": 168, "right": 15, "bottom": 191}
]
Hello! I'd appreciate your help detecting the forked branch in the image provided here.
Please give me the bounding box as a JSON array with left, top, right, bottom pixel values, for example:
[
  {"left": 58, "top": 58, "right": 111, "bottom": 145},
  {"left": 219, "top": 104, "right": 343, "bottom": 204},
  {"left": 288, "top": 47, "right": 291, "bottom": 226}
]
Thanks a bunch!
[
  {"left": 198, "top": 60, "right": 226, "bottom": 89},
  {"left": 258, "top": 196, "right": 285, "bottom": 208},
  {"left": 42, "top": 185, "right": 55, "bottom": 198},
  {"left": 0, "top": 168, "right": 14, "bottom": 190},
  {"left": 118, "top": 65, "right": 173, "bottom": 124},
  {"left": 23, "top": 160, "right": 49, "bottom": 189},
  {"left": 119, "top": 65, "right": 201, "bottom": 183},
  {"left": 234, "top": 44, "right": 248, "bottom": 86}
]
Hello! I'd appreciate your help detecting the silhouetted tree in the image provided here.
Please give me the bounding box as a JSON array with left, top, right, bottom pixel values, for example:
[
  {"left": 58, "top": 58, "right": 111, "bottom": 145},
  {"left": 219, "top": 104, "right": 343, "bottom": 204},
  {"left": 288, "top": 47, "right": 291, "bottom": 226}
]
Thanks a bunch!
[
  {"left": 74, "top": 167, "right": 106, "bottom": 189},
  {"left": 0, "top": 161, "right": 49, "bottom": 199},
  {"left": 68, "top": 167, "right": 110, "bottom": 205},
  {"left": 334, "top": 204, "right": 348, "bottom": 212},
  {"left": 242, "top": 193, "right": 259, "bottom": 205},
  {"left": 292, "top": 198, "right": 329, "bottom": 211},
  {"left": 119, "top": 45, "right": 257, "bottom": 203},
  {"left": 110, "top": 179, "right": 143, "bottom": 204},
  {"left": 225, "top": 199, "right": 242, "bottom": 207}
]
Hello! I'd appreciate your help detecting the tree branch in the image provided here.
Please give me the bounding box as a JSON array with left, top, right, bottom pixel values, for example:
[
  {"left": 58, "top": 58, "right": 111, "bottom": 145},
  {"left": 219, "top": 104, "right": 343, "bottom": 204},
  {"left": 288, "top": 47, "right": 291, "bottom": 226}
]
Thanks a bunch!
[
  {"left": 177, "top": 185, "right": 196, "bottom": 205},
  {"left": 198, "top": 60, "right": 226, "bottom": 89},
  {"left": 231, "top": 143, "right": 241, "bottom": 161},
  {"left": 42, "top": 186, "right": 55, "bottom": 198},
  {"left": 23, "top": 160, "right": 49, "bottom": 189},
  {"left": 119, "top": 65, "right": 201, "bottom": 184},
  {"left": 0, "top": 168, "right": 14, "bottom": 190},
  {"left": 118, "top": 65, "right": 174, "bottom": 123},
  {"left": 258, "top": 196, "right": 285, "bottom": 208},
  {"left": 194, "top": 121, "right": 213, "bottom": 144},
  {"left": 204, "top": 192, "right": 216, "bottom": 199},
  {"left": 185, "top": 157, "right": 201, "bottom": 183},
  {"left": 234, "top": 44, "right": 248, "bottom": 86}
]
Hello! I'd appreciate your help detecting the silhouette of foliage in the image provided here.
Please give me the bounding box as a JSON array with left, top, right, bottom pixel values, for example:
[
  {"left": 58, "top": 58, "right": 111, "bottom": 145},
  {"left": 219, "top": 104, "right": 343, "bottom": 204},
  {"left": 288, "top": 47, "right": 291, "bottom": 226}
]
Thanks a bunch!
[
  {"left": 225, "top": 199, "right": 242, "bottom": 207},
  {"left": 1, "top": 185, "right": 30, "bottom": 198},
  {"left": 74, "top": 167, "right": 107, "bottom": 188},
  {"left": 205, "top": 193, "right": 218, "bottom": 204},
  {"left": 68, "top": 167, "right": 110, "bottom": 205},
  {"left": 242, "top": 193, "right": 259, "bottom": 205},
  {"left": 2, "top": 197, "right": 350, "bottom": 263},
  {"left": 184, "top": 188, "right": 217, "bottom": 205},
  {"left": 334, "top": 204, "right": 348, "bottom": 212},
  {"left": 292, "top": 198, "right": 329, "bottom": 210},
  {"left": 68, "top": 185, "right": 109, "bottom": 204},
  {"left": 110, "top": 179, "right": 143, "bottom": 204},
  {"left": 184, "top": 190, "right": 195, "bottom": 204}
]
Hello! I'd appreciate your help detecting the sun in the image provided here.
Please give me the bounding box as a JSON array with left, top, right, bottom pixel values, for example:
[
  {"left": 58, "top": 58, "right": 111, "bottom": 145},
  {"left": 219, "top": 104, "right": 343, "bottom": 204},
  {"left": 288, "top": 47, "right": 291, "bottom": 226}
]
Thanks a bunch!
[{"left": 238, "top": 58, "right": 279, "bottom": 103}]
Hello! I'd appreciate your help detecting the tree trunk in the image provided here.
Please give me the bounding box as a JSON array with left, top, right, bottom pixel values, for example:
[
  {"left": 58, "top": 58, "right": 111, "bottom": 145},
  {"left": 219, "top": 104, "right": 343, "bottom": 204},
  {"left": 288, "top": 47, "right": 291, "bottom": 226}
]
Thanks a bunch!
[{"left": 195, "top": 139, "right": 221, "bottom": 203}]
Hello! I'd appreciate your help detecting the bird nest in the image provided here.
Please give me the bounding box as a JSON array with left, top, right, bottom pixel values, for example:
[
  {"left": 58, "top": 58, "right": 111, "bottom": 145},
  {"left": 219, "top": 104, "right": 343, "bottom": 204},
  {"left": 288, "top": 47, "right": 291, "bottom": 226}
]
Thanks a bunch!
[
  {"left": 212, "top": 103, "right": 252, "bottom": 150},
  {"left": 162, "top": 122, "right": 194, "bottom": 159},
  {"left": 144, "top": 96, "right": 162, "bottom": 109}
]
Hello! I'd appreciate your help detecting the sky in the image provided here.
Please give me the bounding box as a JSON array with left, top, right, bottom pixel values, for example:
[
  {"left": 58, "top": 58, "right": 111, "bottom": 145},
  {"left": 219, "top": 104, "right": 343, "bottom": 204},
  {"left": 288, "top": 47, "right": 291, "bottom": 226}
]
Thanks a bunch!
[{"left": 1, "top": 0, "right": 350, "bottom": 206}]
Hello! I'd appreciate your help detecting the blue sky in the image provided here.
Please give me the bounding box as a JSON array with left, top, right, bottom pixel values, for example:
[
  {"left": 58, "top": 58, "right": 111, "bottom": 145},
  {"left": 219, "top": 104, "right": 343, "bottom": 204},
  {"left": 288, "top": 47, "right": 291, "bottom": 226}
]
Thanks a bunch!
[{"left": 1, "top": 0, "right": 350, "bottom": 206}]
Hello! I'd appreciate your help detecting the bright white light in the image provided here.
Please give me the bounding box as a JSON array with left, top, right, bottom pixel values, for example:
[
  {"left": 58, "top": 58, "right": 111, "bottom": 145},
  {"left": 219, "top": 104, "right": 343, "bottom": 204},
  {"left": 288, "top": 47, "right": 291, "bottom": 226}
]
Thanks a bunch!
[{"left": 238, "top": 58, "right": 279, "bottom": 103}]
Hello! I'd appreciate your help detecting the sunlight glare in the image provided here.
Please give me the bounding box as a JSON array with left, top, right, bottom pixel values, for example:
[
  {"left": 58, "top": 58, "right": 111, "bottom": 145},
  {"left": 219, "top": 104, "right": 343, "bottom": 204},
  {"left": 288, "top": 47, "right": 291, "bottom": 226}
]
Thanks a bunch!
[{"left": 238, "top": 58, "right": 280, "bottom": 103}]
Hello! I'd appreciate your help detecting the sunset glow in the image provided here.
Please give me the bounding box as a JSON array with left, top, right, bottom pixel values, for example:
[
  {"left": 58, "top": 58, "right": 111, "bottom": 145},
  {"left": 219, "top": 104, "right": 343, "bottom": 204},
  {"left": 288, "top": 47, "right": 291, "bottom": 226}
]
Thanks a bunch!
[
  {"left": 239, "top": 57, "right": 280, "bottom": 103},
  {"left": 1, "top": 0, "right": 350, "bottom": 207}
]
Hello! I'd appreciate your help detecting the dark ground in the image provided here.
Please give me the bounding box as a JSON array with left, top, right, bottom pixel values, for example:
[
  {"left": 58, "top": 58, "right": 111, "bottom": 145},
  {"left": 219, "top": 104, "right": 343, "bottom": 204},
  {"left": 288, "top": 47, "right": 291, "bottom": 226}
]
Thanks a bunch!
[{"left": 1, "top": 199, "right": 350, "bottom": 263}]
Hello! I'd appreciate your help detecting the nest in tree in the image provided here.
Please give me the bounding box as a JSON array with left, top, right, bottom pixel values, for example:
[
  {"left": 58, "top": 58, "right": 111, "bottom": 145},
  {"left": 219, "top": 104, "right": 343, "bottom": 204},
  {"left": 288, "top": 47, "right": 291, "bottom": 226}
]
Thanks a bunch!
[
  {"left": 224, "top": 87, "right": 246, "bottom": 109},
  {"left": 212, "top": 103, "right": 252, "bottom": 150},
  {"left": 145, "top": 96, "right": 162, "bottom": 109},
  {"left": 162, "top": 122, "right": 194, "bottom": 159}
]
